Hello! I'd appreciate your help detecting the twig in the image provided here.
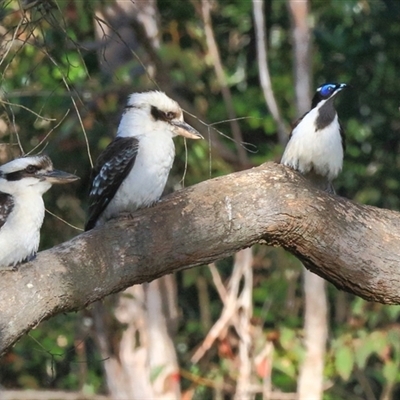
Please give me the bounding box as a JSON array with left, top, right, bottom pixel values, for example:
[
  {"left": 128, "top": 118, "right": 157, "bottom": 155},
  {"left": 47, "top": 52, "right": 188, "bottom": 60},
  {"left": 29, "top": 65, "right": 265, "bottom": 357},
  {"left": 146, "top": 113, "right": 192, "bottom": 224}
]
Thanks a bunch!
[
  {"left": 42, "top": 50, "right": 93, "bottom": 168},
  {"left": 208, "top": 262, "right": 228, "bottom": 302},
  {"left": 26, "top": 109, "right": 70, "bottom": 155},
  {"left": 252, "top": 0, "right": 288, "bottom": 146},
  {"left": 0, "top": 390, "right": 110, "bottom": 400},
  {"left": 45, "top": 208, "right": 83, "bottom": 232},
  {"left": 0, "top": 14, "right": 23, "bottom": 67},
  {"left": 199, "top": 0, "right": 249, "bottom": 168},
  {"left": 0, "top": 99, "right": 56, "bottom": 121},
  {"left": 191, "top": 249, "right": 254, "bottom": 365}
]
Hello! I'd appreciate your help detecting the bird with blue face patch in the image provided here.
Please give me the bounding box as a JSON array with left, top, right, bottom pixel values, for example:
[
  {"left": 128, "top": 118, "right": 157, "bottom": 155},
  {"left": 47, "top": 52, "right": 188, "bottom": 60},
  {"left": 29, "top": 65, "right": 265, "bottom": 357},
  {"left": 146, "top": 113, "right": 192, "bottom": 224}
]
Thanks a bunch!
[{"left": 281, "top": 82, "right": 349, "bottom": 193}]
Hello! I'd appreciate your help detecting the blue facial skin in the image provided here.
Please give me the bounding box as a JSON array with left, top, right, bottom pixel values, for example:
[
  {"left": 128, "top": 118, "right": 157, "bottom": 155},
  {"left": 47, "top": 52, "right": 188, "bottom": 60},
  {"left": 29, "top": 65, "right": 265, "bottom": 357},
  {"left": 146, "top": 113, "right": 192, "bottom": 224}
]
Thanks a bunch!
[{"left": 319, "top": 84, "right": 337, "bottom": 98}]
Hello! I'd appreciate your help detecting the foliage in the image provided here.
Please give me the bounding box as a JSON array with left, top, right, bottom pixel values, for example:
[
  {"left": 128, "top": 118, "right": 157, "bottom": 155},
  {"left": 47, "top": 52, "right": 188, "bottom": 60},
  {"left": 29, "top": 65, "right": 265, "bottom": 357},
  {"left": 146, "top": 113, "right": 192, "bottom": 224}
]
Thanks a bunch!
[{"left": 1, "top": 0, "right": 400, "bottom": 398}]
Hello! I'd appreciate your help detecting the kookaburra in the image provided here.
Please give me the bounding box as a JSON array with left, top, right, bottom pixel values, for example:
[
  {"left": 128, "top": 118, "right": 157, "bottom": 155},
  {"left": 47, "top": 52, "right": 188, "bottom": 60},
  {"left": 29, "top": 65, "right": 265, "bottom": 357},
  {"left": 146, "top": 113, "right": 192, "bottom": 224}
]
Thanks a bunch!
[
  {"left": 0, "top": 155, "right": 79, "bottom": 270},
  {"left": 281, "top": 82, "right": 349, "bottom": 193},
  {"left": 85, "top": 91, "right": 203, "bottom": 230}
]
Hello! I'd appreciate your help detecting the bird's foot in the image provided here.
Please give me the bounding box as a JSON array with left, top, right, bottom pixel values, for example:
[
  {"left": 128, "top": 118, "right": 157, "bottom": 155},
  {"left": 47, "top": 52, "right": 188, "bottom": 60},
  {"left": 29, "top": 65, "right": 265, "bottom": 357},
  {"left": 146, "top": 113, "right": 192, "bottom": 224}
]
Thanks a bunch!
[
  {"left": 0, "top": 253, "right": 37, "bottom": 272},
  {"left": 118, "top": 212, "right": 135, "bottom": 220},
  {"left": 0, "top": 264, "right": 18, "bottom": 272},
  {"left": 25, "top": 253, "right": 37, "bottom": 263}
]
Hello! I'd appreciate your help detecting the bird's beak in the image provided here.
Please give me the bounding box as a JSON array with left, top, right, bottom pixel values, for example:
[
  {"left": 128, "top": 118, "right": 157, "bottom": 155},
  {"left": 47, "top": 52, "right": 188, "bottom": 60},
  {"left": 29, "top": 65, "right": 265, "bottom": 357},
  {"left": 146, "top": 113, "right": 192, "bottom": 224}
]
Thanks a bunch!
[
  {"left": 41, "top": 169, "right": 80, "bottom": 184},
  {"left": 338, "top": 83, "right": 350, "bottom": 91},
  {"left": 171, "top": 121, "right": 203, "bottom": 140}
]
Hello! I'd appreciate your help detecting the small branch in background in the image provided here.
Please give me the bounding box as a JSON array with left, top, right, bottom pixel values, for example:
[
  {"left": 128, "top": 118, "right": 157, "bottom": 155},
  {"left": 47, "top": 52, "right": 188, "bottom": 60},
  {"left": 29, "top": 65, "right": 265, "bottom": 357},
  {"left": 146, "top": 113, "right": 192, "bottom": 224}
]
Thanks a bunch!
[
  {"left": 252, "top": 0, "right": 289, "bottom": 146},
  {"left": 191, "top": 250, "right": 246, "bottom": 363},
  {"left": 0, "top": 99, "right": 56, "bottom": 122},
  {"left": 196, "top": 275, "right": 213, "bottom": 333},
  {"left": 234, "top": 248, "right": 254, "bottom": 400},
  {"left": 208, "top": 262, "right": 228, "bottom": 301},
  {"left": 45, "top": 208, "right": 84, "bottom": 232},
  {"left": 26, "top": 109, "right": 70, "bottom": 155},
  {"left": 193, "top": 249, "right": 256, "bottom": 399},
  {"left": 287, "top": 0, "right": 312, "bottom": 115},
  {"left": 297, "top": 272, "right": 328, "bottom": 400},
  {"left": 0, "top": 390, "right": 110, "bottom": 400},
  {"left": 198, "top": 0, "right": 250, "bottom": 169}
]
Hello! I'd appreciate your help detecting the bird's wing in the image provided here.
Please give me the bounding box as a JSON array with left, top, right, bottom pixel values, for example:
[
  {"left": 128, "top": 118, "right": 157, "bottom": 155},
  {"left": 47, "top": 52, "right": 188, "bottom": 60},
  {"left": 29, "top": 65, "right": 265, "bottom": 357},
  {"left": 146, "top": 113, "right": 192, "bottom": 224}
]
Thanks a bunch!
[
  {"left": 85, "top": 136, "right": 139, "bottom": 231},
  {"left": 339, "top": 120, "right": 346, "bottom": 152},
  {"left": 289, "top": 112, "right": 308, "bottom": 140},
  {"left": 0, "top": 192, "right": 14, "bottom": 230}
]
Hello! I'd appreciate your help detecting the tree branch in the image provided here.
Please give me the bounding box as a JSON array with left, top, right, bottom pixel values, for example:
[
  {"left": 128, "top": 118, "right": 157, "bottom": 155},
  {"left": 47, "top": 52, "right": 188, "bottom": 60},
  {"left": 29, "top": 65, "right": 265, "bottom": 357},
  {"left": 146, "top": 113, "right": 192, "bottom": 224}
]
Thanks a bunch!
[
  {"left": 252, "top": 0, "right": 289, "bottom": 145},
  {"left": 1, "top": 162, "right": 400, "bottom": 355}
]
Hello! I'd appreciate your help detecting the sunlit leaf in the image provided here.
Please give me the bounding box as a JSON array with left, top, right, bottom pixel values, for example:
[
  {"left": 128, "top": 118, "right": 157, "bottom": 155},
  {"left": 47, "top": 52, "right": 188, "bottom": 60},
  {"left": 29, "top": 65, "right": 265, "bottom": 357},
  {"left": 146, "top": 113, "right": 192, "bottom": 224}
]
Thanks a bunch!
[{"left": 335, "top": 346, "right": 354, "bottom": 381}]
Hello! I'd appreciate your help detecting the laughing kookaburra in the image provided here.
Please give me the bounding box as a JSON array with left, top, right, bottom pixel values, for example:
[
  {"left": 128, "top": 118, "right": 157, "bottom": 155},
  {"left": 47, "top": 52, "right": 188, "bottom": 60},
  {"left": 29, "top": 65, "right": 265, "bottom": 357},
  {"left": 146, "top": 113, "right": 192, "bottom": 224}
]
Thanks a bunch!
[
  {"left": 85, "top": 91, "right": 203, "bottom": 230},
  {"left": 0, "top": 155, "right": 79, "bottom": 270},
  {"left": 281, "top": 82, "right": 349, "bottom": 193}
]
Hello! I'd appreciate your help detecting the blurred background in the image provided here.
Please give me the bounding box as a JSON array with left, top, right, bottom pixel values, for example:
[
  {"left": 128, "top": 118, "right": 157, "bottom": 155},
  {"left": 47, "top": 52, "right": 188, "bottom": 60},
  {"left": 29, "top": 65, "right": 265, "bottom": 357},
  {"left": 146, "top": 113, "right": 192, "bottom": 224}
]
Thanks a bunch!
[{"left": 1, "top": 0, "right": 400, "bottom": 399}]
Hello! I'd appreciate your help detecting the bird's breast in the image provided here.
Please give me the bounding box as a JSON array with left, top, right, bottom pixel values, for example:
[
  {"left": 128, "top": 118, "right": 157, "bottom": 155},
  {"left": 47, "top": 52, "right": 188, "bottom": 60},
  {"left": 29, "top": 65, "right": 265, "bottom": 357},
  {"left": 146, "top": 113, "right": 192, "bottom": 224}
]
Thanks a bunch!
[
  {"left": 104, "top": 136, "right": 175, "bottom": 219},
  {"left": 0, "top": 193, "right": 44, "bottom": 267},
  {"left": 281, "top": 112, "right": 343, "bottom": 181}
]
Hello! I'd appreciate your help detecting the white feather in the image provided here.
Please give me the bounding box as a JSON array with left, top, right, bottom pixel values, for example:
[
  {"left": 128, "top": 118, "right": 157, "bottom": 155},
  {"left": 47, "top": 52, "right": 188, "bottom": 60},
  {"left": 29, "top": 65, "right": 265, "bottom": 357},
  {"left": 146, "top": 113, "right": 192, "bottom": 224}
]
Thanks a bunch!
[
  {"left": 0, "top": 188, "right": 45, "bottom": 267},
  {"left": 281, "top": 108, "right": 343, "bottom": 181},
  {"left": 92, "top": 91, "right": 193, "bottom": 226},
  {"left": 0, "top": 155, "right": 69, "bottom": 268},
  {"left": 99, "top": 130, "right": 175, "bottom": 223}
]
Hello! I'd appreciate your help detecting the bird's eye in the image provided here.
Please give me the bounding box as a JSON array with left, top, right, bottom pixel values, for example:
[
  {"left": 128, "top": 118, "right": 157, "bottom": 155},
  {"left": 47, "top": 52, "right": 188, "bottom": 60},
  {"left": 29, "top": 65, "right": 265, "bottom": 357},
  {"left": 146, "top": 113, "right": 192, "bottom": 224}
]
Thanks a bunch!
[
  {"left": 25, "top": 165, "right": 38, "bottom": 174},
  {"left": 320, "top": 84, "right": 335, "bottom": 98},
  {"left": 165, "top": 111, "right": 175, "bottom": 120}
]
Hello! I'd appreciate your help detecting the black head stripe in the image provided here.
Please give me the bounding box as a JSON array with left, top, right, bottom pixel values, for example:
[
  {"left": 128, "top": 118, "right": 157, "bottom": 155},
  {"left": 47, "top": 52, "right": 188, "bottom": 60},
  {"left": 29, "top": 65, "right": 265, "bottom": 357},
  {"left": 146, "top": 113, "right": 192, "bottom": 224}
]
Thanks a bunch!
[
  {"left": 5, "top": 164, "right": 41, "bottom": 181},
  {"left": 2, "top": 155, "right": 52, "bottom": 181},
  {"left": 150, "top": 106, "right": 176, "bottom": 122},
  {"left": 151, "top": 106, "right": 166, "bottom": 121},
  {"left": 4, "top": 170, "right": 25, "bottom": 181}
]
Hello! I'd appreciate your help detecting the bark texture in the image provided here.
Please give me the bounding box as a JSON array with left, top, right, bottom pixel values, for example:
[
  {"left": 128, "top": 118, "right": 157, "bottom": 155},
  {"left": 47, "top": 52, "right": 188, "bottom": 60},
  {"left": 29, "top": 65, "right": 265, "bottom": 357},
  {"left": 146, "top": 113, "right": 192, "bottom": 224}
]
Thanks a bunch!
[{"left": 1, "top": 162, "right": 400, "bottom": 355}]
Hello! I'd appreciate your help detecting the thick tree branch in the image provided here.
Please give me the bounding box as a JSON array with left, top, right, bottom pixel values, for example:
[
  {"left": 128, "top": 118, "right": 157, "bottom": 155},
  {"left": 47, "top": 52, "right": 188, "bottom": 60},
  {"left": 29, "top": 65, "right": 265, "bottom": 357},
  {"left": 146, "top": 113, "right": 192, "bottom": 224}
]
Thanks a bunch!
[{"left": 1, "top": 162, "right": 400, "bottom": 355}]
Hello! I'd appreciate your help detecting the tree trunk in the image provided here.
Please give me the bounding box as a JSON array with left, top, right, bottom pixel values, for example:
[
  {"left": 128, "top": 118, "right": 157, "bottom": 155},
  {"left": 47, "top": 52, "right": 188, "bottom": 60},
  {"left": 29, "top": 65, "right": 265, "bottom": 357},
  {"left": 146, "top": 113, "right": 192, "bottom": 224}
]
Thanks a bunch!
[
  {"left": 92, "top": 3, "right": 181, "bottom": 398},
  {"left": 287, "top": 1, "right": 328, "bottom": 398}
]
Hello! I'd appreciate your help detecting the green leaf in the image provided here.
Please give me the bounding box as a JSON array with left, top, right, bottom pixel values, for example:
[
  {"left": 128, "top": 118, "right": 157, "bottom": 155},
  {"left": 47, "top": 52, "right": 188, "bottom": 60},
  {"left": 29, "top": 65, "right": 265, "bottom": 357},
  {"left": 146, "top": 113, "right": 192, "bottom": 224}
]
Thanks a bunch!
[
  {"left": 355, "top": 340, "right": 372, "bottom": 369},
  {"left": 355, "top": 331, "right": 387, "bottom": 368},
  {"left": 386, "top": 305, "right": 400, "bottom": 321},
  {"left": 335, "top": 346, "right": 354, "bottom": 381},
  {"left": 383, "top": 361, "right": 398, "bottom": 383}
]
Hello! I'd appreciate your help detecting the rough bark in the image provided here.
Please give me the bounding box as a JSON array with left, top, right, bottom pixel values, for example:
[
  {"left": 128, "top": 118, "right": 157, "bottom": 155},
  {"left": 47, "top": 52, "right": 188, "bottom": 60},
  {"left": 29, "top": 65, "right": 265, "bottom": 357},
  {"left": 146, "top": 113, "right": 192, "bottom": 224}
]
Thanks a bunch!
[{"left": 1, "top": 162, "right": 400, "bottom": 355}]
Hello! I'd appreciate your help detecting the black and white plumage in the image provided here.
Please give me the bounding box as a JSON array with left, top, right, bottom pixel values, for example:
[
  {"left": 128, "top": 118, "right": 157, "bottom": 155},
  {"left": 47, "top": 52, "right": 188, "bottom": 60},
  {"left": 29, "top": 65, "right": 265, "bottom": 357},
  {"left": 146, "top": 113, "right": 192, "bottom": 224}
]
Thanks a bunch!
[
  {"left": 281, "top": 82, "right": 349, "bottom": 193},
  {"left": 85, "top": 91, "right": 203, "bottom": 231},
  {"left": 0, "top": 155, "right": 79, "bottom": 270}
]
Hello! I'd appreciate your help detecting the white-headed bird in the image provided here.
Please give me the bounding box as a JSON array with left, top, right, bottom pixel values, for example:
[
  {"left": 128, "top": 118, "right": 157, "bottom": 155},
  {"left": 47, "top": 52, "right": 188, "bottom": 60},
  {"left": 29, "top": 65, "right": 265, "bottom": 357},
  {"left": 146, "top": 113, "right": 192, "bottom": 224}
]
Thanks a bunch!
[
  {"left": 85, "top": 91, "right": 203, "bottom": 230},
  {"left": 0, "top": 155, "right": 79, "bottom": 270}
]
